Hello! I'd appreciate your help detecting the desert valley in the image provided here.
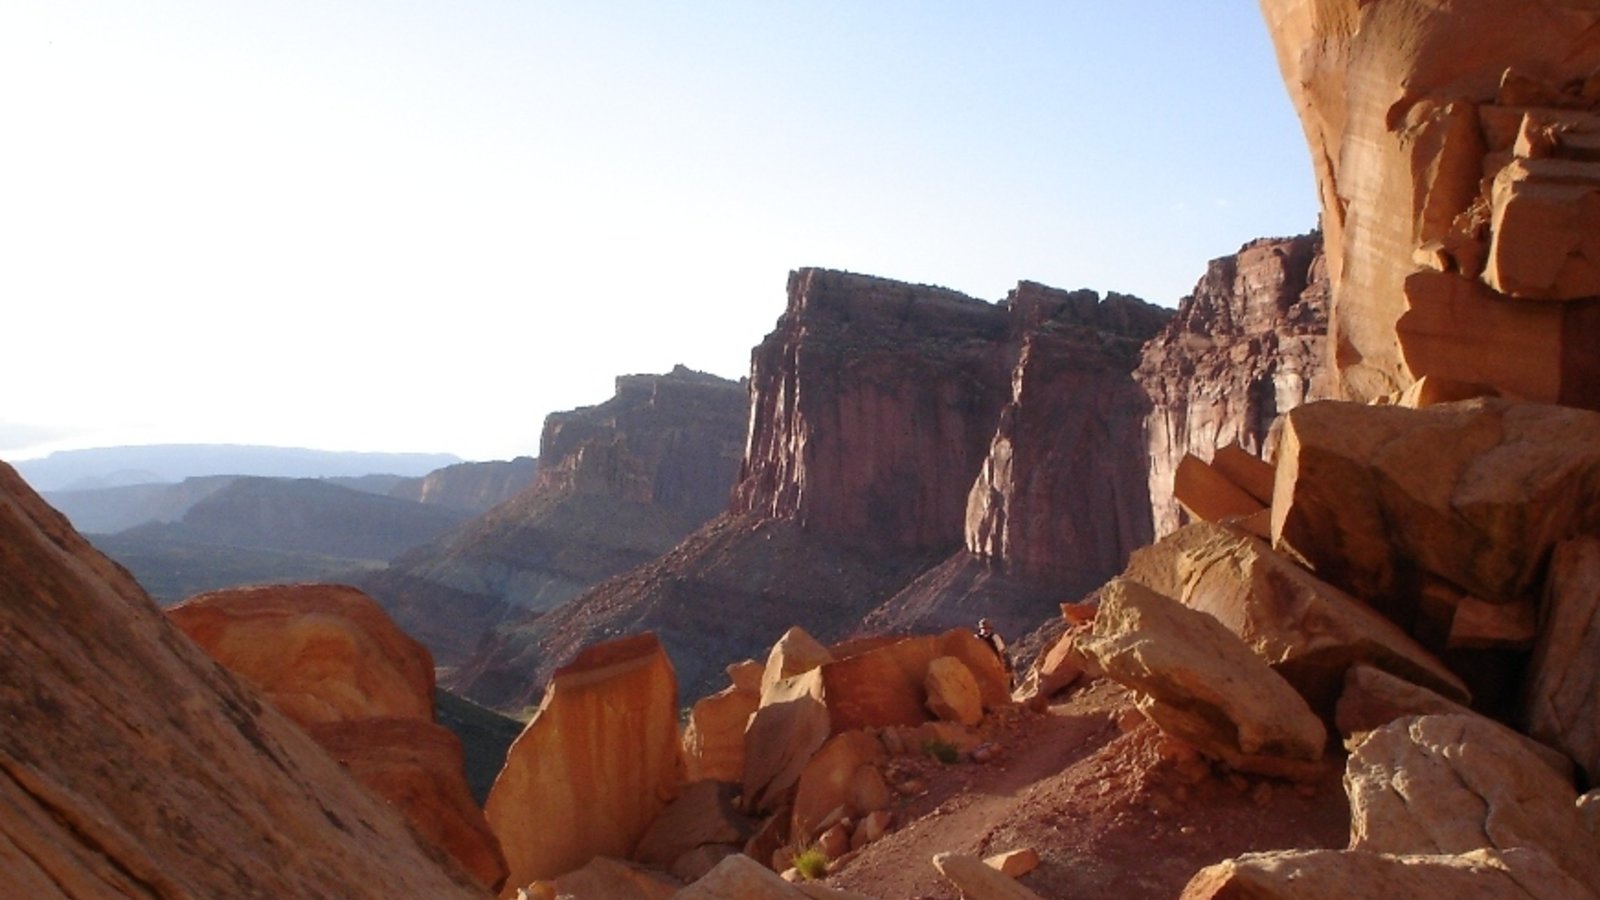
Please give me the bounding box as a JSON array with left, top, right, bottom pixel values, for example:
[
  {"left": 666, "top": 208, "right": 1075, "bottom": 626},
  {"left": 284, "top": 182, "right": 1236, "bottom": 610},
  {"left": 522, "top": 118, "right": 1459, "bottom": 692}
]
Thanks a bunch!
[{"left": 6, "top": 1, "right": 1600, "bottom": 898}]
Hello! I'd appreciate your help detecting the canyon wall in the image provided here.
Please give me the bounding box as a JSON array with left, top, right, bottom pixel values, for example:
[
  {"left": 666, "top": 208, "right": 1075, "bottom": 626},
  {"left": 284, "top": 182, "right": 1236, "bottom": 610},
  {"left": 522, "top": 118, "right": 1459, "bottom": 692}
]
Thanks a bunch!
[
  {"left": 1137, "top": 233, "right": 1334, "bottom": 537},
  {"left": 1260, "top": 0, "right": 1600, "bottom": 407},
  {"left": 389, "top": 456, "right": 539, "bottom": 513}
]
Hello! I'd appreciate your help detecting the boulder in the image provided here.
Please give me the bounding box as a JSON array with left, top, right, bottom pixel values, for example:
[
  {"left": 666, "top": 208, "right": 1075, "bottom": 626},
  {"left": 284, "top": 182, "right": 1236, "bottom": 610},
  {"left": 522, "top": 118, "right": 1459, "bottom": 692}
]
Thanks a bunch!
[
  {"left": 1173, "top": 454, "right": 1267, "bottom": 526},
  {"left": 1210, "top": 443, "right": 1275, "bottom": 505},
  {"left": 791, "top": 731, "right": 888, "bottom": 843},
  {"left": 1122, "top": 521, "right": 1468, "bottom": 716},
  {"left": 0, "top": 462, "right": 484, "bottom": 899},
  {"left": 1336, "top": 665, "right": 1572, "bottom": 781},
  {"left": 673, "top": 852, "right": 812, "bottom": 899},
  {"left": 1524, "top": 537, "right": 1600, "bottom": 785},
  {"left": 634, "top": 780, "right": 754, "bottom": 869},
  {"left": 1446, "top": 595, "right": 1537, "bottom": 651},
  {"left": 743, "top": 669, "right": 830, "bottom": 814},
  {"left": 166, "top": 583, "right": 435, "bottom": 725},
  {"left": 533, "top": 856, "right": 680, "bottom": 900},
  {"left": 984, "top": 848, "right": 1041, "bottom": 878},
  {"left": 1579, "top": 790, "right": 1600, "bottom": 841},
  {"left": 1346, "top": 715, "right": 1600, "bottom": 892},
  {"left": 761, "top": 627, "right": 835, "bottom": 699},
  {"left": 1015, "top": 625, "right": 1088, "bottom": 704},
  {"left": 486, "top": 633, "right": 682, "bottom": 887},
  {"left": 1270, "top": 399, "right": 1600, "bottom": 615},
  {"left": 851, "top": 810, "right": 894, "bottom": 850},
  {"left": 309, "top": 717, "right": 507, "bottom": 891},
  {"left": 820, "top": 635, "right": 941, "bottom": 732},
  {"left": 1076, "top": 578, "right": 1327, "bottom": 780},
  {"left": 925, "top": 656, "right": 982, "bottom": 725},
  {"left": 1181, "top": 847, "right": 1591, "bottom": 900},
  {"left": 728, "top": 658, "right": 764, "bottom": 693},
  {"left": 931, "top": 852, "right": 1046, "bottom": 900},
  {"left": 683, "top": 679, "right": 760, "bottom": 783},
  {"left": 935, "top": 628, "right": 1011, "bottom": 710}
]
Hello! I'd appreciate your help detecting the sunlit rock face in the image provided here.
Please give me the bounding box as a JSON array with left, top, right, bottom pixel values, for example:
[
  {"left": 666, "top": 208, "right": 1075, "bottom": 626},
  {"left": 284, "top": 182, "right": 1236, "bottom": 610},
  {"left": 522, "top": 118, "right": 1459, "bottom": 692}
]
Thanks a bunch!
[
  {"left": 965, "top": 282, "right": 1170, "bottom": 582},
  {"left": 1136, "top": 233, "right": 1333, "bottom": 538},
  {"left": 1260, "top": 0, "right": 1600, "bottom": 408},
  {"left": 0, "top": 462, "right": 484, "bottom": 899},
  {"left": 733, "top": 268, "right": 1013, "bottom": 552}
]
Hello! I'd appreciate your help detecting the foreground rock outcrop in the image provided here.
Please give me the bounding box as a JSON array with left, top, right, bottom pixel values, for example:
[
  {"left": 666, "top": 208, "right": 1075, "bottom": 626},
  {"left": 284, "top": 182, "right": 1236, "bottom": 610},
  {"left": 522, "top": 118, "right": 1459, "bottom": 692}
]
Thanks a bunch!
[
  {"left": 1260, "top": 0, "right": 1600, "bottom": 407},
  {"left": 167, "top": 583, "right": 507, "bottom": 890},
  {"left": 0, "top": 462, "right": 485, "bottom": 898},
  {"left": 1137, "top": 232, "right": 1333, "bottom": 537}
]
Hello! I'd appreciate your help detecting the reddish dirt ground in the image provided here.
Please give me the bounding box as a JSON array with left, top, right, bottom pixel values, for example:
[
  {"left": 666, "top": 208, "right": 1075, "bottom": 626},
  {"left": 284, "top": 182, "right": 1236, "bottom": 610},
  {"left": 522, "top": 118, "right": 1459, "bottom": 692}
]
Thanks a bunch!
[{"left": 824, "top": 679, "right": 1351, "bottom": 899}]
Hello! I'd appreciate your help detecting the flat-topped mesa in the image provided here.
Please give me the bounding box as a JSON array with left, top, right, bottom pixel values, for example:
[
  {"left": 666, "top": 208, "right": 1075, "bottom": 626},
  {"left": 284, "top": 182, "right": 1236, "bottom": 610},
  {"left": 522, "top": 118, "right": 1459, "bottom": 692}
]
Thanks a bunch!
[
  {"left": 733, "top": 268, "right": 1013, "bottom": 551},
  {"left": 966, "top": 282, "right": 1172, "bottom": 582},
  {"left": 1260, "top": 0, "right": 1600, "bottom": 408},
  {"left": 1137, "top": 232, "right": 1333, "bottom": 537}
]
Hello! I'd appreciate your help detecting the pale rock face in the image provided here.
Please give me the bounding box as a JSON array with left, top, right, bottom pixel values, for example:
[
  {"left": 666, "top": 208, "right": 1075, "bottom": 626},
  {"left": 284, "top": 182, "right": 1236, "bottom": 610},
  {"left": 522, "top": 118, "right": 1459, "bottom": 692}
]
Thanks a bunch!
[
  {"left": 486, "top": 633, "right": 682, "bottom": 887},
  {"left": 1136, "top": 233, "right": 1333, "bottom": 538},
  {"left": 0, "top": 462, "right": 484, "bottom": 899},
  {"left": 742, "top": 669, "right": 831, "bottom": 815},
  {"left": 1121, "top": 521, "right": 1467, "bottom": 717},
  {"left": 931, "top": 852, "right": 1047, "bottom": 900},
  {"left": 1180, "top": 847, "right": 1592, "bottom": 900},
  {"left": 167, "top": 583, "right": 436, "bottom": 725},
  {"left": 1259, "top": 0, "right": 1600, "bottom": 407},
  {"left": 1336, "top": 665, "right": 1573, "bottom": 782},
  {"left": 1077, "top": 578, "right": 1327, "bottom": 779},
  {"left": 1345, "top": 714, "right": 1600, "bottom": 893},
  {"left": 760, "top": 626, "right": 835, "bottom": 699},
  {"left": 1271, "top": 399, "right": 1600, "bottom": 621},
  {"left": 1523, "top": 537, "right": 1600, "bottom": 784},
  {"left": 924, "top": 656, "right": 983, "bottom": 726},
  {"left": 683, "top": 679, "right": 761, "bottom": 784}
]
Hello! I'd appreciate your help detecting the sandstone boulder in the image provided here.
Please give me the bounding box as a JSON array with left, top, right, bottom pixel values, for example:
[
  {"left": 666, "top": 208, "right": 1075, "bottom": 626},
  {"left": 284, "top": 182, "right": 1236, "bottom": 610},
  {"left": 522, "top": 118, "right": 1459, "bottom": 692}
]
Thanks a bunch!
[
  {"left": 673, "top": 852, "right": 812, "bottom": 899},
  {"left": 1524, "top": 537, "right": 1600, "bottom": 785},
  {"left": 924, "top": 656, "right": 982, "bottom": 725},
  {"left": 743, "top": 669, "right": 830, "bottom": 814},
  {"left": 166, "top": 583, "right": 435, "bottom": 724},
  {"left": 486, "top": 633, "right": 682, "bottom": 887},
  {"left": 931, "top": 852, "right": 1045, "bottom": 900},
  {"left": 1014, "top": 625, "right": 1088, "bottom": 704},
  {"left": 634, "top": 780, "right": 754, "bottom": 869},
  {"left": 761, "top": 627, "right": 835, "bottom": 699},
  {"left": 1336, "top": 665, "right": 1572, "bottom": 781},
  {"left": 528, "top": 856, "right": 680, "bottom": 900},
  {"left": 1181, "top": 847, "right": 1591, "bottom": 900},
  {"left": 817, "top": 629, "right": 1009, "bottom": 735},
  {"left": 1076, "top": 578, "right": 1326, "bottom": 779},
  {"left": 984, "top": 848, "right": 1041, "bottom": 878},
  {"left": 1122, "top": 521, "right": 1467, "bottom": 716},
  {"left": 1346, "top": 715, "right": 1600, "bottom": 892},
  {"left": 1270, "top": 399, "right": 1600, "bottom": 614},
  {"left": 790, "top": 731, "right": 889, "bottom": 843},
  {"left": 0, "top": 462, "right": 484, "bottom": 899},
  {"left": 1172, "top": 454, "right": 1266, "bottom": 526},
  {"left": 309, "top": 717, "right": 507, "bottom": 890},
  {"left": 684, "top": 678, "right": 760, "bottom": 783}
]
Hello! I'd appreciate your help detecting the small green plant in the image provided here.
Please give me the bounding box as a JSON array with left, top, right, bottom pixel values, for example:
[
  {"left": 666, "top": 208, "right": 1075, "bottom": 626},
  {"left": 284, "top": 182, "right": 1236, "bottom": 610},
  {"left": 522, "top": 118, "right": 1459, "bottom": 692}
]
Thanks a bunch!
[
  {"left": 922, "top": 738, "right": 960, "bottom": 764},
  {"left": 792, "top": 846, "right": 828, "bottom": 880}
]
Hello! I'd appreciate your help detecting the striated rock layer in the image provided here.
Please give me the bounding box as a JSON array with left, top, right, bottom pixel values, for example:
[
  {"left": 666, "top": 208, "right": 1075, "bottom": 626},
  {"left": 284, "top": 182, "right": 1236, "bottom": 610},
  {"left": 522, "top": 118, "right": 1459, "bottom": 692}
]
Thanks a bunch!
[
  {"left": 1136, "top": 232, "right": 1333, "bottom": 537},
  {"left": 361, "top": 365, "right": 747, "bottom": 665},
  {"left": 0, "top": 462, "right": 484, "bottom": 898},
  {"left": 1260, "top": 0, "right": 1600, "bottom": 407}
]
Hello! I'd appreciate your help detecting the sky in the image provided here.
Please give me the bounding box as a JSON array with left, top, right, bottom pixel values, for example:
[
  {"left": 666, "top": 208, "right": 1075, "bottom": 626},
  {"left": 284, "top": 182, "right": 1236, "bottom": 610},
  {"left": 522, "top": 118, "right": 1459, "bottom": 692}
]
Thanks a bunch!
[{"left": 0, "top": 3, "right": 1317, "bottom": 463}]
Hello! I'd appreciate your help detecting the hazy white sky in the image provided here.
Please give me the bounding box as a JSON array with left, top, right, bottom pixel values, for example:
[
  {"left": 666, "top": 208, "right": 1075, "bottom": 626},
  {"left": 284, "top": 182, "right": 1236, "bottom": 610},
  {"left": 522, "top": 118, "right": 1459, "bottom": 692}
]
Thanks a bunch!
[{"left": 1, "top": 3, "right": 1316, "bottom": 462}]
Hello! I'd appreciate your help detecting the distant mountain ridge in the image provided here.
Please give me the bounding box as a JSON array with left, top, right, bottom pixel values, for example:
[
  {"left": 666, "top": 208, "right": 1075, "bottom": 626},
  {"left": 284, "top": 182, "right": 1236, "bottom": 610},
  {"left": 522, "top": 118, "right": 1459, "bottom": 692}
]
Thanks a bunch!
[{"left": 14, "top": 443, "right": 463, "bottom": 492}]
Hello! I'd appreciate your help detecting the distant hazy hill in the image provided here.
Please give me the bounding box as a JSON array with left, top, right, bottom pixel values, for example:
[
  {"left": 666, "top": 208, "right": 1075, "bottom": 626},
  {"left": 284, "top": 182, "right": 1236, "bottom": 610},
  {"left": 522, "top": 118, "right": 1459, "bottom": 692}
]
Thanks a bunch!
[
  {"left": 14, "top": 444, "right": 462, "bottom": 492},
  {"left": 44, "top": 475, "right": 241, "bottom": 534},
  {"left": 93, "top": 477, "right": 473, "bottom": 603}
]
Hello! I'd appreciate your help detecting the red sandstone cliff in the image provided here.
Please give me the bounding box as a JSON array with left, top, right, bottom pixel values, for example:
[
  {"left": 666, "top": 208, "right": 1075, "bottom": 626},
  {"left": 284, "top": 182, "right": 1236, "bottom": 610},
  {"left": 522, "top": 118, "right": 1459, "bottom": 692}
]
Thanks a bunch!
[
  {"left": 1137, "top": 233, "right": 1333, "bottom": 537},
  {"left": 389, "top": 457, "right": 539, "bottom": 513}
]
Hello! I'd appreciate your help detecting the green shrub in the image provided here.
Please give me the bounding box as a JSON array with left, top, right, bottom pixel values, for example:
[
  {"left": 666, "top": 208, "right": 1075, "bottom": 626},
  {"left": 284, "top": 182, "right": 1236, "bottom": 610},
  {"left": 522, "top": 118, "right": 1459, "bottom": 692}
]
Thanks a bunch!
[
  {"left": 792, "top": 846, "right": 829, "bottom": 880},
  {"left": 922, "top": 738, "right": 960, "bottom": 764}
]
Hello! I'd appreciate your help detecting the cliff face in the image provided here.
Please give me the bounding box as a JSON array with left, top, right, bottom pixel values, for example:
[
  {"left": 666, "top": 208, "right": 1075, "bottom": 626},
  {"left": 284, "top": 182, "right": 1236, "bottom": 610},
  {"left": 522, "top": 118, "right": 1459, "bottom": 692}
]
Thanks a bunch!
[
  {"left": 361, "top": 365, "right": 747, "bottom": 665},
  {"left": 733, "top": 269, "right": 1013, "bottom": 551},
  {"left": 453, "top": 270, "right": 1174, "bottom": 706},
  {"left": 966, "top": 284, "right": 1171, "bottom": 582},
  {"left": 1137, "top": 233, "right": 1334, "bottom": 537},
  {"left": 390, "top": 457, "right": 539, "bottom": 514},
  {"left": 1260, "top": 0, "right": 1600, "bottom": 407},
  {"left": 0, "top": 462, "right": 483, "bottom": 899}
]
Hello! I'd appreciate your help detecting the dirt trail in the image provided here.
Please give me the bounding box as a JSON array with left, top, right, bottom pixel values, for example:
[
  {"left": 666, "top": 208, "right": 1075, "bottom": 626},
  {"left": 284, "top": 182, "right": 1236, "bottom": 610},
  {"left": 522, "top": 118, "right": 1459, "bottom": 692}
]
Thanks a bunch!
[{"left": 825, "top": 680, "right": 1350, "bottom": 899}]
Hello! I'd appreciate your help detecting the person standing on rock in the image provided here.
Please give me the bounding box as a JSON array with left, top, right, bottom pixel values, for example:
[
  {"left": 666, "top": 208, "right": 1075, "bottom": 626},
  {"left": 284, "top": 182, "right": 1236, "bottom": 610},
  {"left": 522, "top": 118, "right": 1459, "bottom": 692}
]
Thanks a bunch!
[{"left": 976, "top": 618, "right": 1013, "bottom": 687}]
